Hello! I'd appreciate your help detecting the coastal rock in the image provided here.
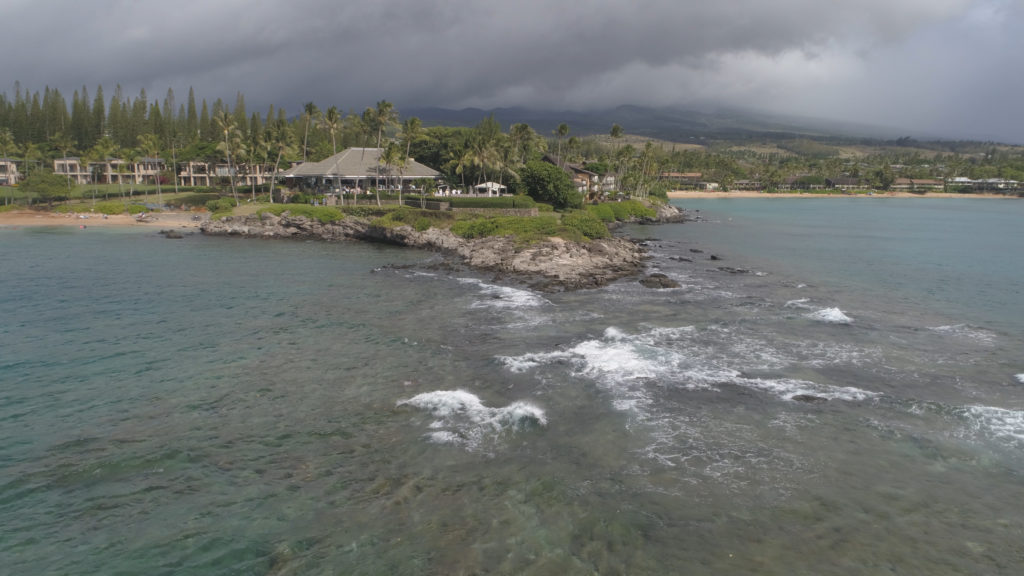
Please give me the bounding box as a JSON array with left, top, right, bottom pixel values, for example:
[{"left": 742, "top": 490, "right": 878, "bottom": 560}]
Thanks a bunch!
[
  {"left": 717, "top": 266, "right": 750, "bottom": 274},
  {"left": 639, "top": 273, "right": 681, "bottom": 289},
  {"left": 791, "top": 394, "right": 829, "bottom": 404},
  {"left": 201, "top": 213, "right": 648, "bottom": 291},
  {"left": 160, "top": 229, "right": 184, "bottom": 239}
]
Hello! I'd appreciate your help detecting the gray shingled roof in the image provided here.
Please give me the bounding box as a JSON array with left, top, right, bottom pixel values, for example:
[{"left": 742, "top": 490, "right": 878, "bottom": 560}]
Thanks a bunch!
[{"left": 283, "top": 147, "right": 440, "bottom": 179}]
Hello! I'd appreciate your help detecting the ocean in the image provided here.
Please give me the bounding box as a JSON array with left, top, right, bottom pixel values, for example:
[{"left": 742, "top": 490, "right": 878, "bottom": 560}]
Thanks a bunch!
[{"left": 2, "top": 197, "right": 1023, "bottom": 575}]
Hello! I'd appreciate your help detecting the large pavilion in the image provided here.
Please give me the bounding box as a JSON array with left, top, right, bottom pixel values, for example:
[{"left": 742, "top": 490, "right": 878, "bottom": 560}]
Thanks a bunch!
[{"left": 279, "top": 147, "right": 441, "bottom": 194}]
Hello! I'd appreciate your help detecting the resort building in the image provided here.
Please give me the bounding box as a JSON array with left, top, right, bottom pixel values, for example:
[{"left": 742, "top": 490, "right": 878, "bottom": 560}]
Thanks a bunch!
[
  {"left": 0, "top": 158, "right": 21, "bottom": 186},
  {"left": 279, "top": 147, "right": 441, "bottom": 193},
  {"left": 177, "top": 161, "right": 212, "bottom": 187},
  {"left": 53, "top": 157, "right": 91, "bottom": 185},
  {"left": 891, "top": 178, "right": 944, "bottom": 192}
]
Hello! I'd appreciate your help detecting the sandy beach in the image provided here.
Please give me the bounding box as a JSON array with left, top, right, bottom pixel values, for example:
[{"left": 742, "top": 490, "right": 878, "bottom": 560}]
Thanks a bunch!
[
  {"left": 0, "top": 210, "right": 207, "bottom": 229},
  {"left": 667, "top": 190, "right": 1018, "bottom": 199}
]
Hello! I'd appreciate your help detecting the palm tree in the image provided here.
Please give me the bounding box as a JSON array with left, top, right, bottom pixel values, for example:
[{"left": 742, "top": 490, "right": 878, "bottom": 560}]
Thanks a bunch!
[
  {"left": 267, "top": 119, "right": 294, "bottom": 204},
  {"left": 556, "top": 122, "right": 569, "bottom": 167},
  {"left": 382, "top": 141, "right": 406, "bottom": 205},
  {"left": 0, "top": 129, "right": 13, "bottom": 205},
  {"left": 401, "top": 117, "right": 422, "bottom": 203},
  {"left": 372, "top": 100, "right": 398, "bottom": 191},
  {"left": 321, "top": 105, "right": 343, "bottom": 155},
  {"left": 509, "top": 123, "right": 533, "bottom": 166},
  {"left": 50, "top": 131, "right": 75, "bottom": 199},
  {"left": 20, "top": 142, "right": 43, "bottom": 184},
  {"left": 214, "top": 110, "right": 240, "bottom": 206},
  {"left": 137, "top": 133, "right": 162, "bottom": 204},
  {"left": 301, "top": 102, "right": 319, "bottom": 162},
  {"left": 610, "top": 124, "right": 623, "bottom": 167}
]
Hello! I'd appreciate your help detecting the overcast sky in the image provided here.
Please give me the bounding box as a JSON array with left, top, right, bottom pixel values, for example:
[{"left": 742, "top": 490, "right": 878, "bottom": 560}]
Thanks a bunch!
[{"left": 3, "top": 0, "right": 1022, "bottom": 142}]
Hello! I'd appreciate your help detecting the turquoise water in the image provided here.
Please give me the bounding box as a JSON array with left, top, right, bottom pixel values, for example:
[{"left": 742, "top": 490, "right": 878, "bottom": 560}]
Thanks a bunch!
[
  {"left": 673, "top": 197, "right": 1024, "bottom": 335},
  {"left": 2, "top": 202, "right": 1024, "bottom": 575}
]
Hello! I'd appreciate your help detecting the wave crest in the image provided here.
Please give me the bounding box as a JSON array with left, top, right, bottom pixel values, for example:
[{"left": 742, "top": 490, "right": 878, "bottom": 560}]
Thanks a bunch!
[{"left": 398, "top": 390, "right": 546, "bottom": 449}]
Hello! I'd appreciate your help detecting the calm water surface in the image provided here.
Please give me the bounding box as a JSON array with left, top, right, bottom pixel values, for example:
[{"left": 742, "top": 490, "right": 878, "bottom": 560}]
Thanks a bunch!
[{"left": 2, "top": 199, "right": 1023, "bottom": 574}]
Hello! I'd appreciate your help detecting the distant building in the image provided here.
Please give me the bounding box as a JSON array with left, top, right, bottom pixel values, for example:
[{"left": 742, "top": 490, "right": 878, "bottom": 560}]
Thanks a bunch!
[
  {"left": 826, "top": 177, "right": 863, "bottom": 191},
  {"left": 892, "top": 178, "right": 943, "bottom": 192},
  {"left": 660, "top": 172, "right": 702, "bottom": 189},
  {"left": 0, "top": 158, "right": 20, "bottom": 186},
  {"left": 53, "top": 157, "right": 90, "bottom": 185}
]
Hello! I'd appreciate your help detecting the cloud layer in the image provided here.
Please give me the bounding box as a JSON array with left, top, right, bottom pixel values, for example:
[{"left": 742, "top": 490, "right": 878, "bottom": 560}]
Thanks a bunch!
[{"left": 3, "top": 0, "right": 1021, "bottom": 141}]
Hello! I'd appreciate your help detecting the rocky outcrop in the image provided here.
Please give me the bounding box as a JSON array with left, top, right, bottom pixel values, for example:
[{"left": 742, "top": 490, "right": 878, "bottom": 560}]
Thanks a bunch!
[
  {"left": 201, "top": 212, "right": 648, "bottom": 291},
  {"left": 639, "top": 273, "right": 681, "bottom": 289}
]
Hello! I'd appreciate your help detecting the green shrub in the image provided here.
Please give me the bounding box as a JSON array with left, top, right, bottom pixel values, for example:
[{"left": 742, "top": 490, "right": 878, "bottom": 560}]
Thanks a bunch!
[
  {"left": 177, "top": 193, "right": 221, "bottom": 207},
  {"left": 125, "top": 204, "right": 148, "bottom": 215},
  {"left": 450, "top": 218, "right": 499, "bottom": 238},
  {"left": 447, "top": 195, "right": 536, "bottom": 209},
  {"left": 450, "top": 214, "right": 576, "bottom": 243},
  {"left": 206, "top": 198, "right": 236, "bottom": 213},
  {"left": 609, "top": 200, "right": 656, "bottom": 220},
  {"left": 340, "top": 205, "right": 389, "bottom": 218},
  {"left": 414, "top": 217, "right": 432, "bottom": 232},
  {"left": 586, "top": 203, "right": 616, "bottom": 222},
  {"left": 93, "top": 201, "right": 131, "bottom": 215},
  {"left": 260, "top": 204, "right": 344, "bottom": 223},
  {"left": 562, "top": 211, "right": 611, "bottom": 239}
]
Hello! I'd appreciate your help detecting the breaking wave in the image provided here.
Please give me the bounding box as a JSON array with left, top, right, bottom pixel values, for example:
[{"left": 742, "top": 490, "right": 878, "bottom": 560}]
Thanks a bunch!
[
  {"left": 956, "top": 405, "right": 1024, "bottom": 446},
  {"left": 397, "top": 390, "right": 546, "bottom": 450},
  {"left": 458, "top": 278, "right": 551, "bottom": 310},
  {"left": 1016, "top": 374, "right": 1024, "bottom": 384},
  {"left": 806, "top": 307, "right": 853, "bottom": 324},
  {"left": 928, "top": 324, "right": 997, "bottom": 345},
  {"left": 498, "top": 325, "right": 876, "bottom": 410}
]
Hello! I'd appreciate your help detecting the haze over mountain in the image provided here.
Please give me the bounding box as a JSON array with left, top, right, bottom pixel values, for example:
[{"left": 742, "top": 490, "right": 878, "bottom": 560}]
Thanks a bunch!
[
  {"left": 403, "top": 104, "right": 938, "bottom": 144},
  {"left": 2, "top": 0, "right": 1021, "bottom": 144}
]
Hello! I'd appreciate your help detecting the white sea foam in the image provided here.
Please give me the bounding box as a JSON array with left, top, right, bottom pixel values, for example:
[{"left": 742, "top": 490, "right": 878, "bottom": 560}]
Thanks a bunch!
[
  {"left": 458, "top": 278, "right": 551, "bottom": 310},
  {"left": 957, "top": 405, "right": 1024, "bottom": 445},
  {"left": 737, "top": 377, "right": 878, "bottom": 402},
  {"left": 1016, "top": 374, "right": 1024, "bottom": 384},
  {"left": 499, "top": 324, "right": 877, "bottom": 417},
  {"left": 784, "top": 298, "right": 812, "bottom": 309},
  {"left": 806, "top": 307, "right": 853, "bottom": 324},
  {"left": 398, "top": 390, "right": 546, "bottom": 449},
  {"left": 928, "top": 324, "right": 997, "bottom": 345}
]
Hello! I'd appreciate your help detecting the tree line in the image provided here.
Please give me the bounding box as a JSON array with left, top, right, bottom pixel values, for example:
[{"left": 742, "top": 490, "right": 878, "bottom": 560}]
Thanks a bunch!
[{"left": 3, "top": 82, "right": 1023, "bottom": 199}]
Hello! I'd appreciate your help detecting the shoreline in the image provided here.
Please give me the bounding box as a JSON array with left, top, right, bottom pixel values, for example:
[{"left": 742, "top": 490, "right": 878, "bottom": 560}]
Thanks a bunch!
[
  {"left": 0, "top": 210, "right": 206, "bottom": 229},
  {"left": 667, "top": 190, "right": 1019, "bottom": 199}
]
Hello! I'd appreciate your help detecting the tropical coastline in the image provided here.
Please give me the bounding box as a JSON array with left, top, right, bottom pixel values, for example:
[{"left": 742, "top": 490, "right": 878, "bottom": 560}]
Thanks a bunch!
[{"left": 667, "top": 190, "right": 1019, "bottom": 199}]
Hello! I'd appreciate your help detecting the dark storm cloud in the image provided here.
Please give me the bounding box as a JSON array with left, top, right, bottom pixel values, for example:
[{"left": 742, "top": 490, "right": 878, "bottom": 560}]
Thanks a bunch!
[{"left": 2, "top": 0, "right": 1020, "bottom": 141}]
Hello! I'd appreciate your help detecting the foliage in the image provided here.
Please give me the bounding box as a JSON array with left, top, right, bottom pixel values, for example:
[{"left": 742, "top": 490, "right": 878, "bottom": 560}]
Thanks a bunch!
[
  {"left": 176, "top": 192, "right": 222, "bottom": 207},
  {"left": 446, "top": 195, "right": 536, "bottom": 209},
  {"left": 585, "top": 203, "right": 616, "bottom": 222},
  {"left": 519, "top": 160, "right": 581, "bottom": 210},
  {"left": 259, "top": 204, "right": 344, "bottom": 223},
  {"left": 370, "top": 207, "right": 454, "bottom": 229},
  {"left": 561, "top": 210, "right": 611, "bottom": 239},
  {"left": 609, "top": 200, "right": 656, "bottom": 220},
  {"left": 19, "top": 171, "right": 68, "bottom": 206},
  {"left": 340, "top": 205, "right": 390, "bottom": 218},
  {"left": 206, "top": 198, "right": 237, "bottom": 213},
  {"left": 450, "top": 212, "right": 607, "bottom": 243}
]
